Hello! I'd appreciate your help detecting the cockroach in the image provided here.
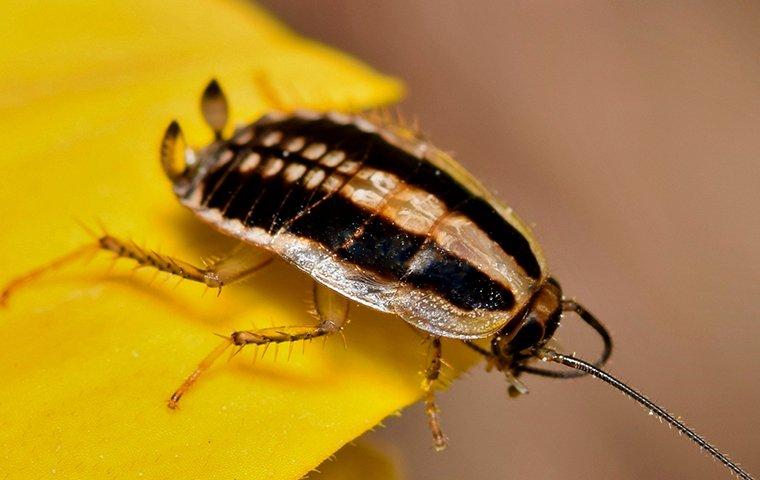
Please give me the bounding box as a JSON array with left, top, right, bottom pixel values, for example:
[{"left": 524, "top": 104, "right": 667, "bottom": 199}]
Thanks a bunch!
[{"left": 2, "top": 79, "right": 753, "bottom": 479}]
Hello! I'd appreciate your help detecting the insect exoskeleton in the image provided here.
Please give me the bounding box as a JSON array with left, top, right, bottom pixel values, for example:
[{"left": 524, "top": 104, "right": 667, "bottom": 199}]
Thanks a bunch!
[
  {"left": 169, "top": 97, "right": 553, "bottom": 343},
  {"left": 2, "top": 79, "right": 753, "bottom": 480}
]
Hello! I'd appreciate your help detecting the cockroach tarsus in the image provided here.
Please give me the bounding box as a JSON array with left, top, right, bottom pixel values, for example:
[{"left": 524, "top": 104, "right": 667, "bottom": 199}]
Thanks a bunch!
[{"left": 1, "top": 78, "right": 753, "bottom": 480}]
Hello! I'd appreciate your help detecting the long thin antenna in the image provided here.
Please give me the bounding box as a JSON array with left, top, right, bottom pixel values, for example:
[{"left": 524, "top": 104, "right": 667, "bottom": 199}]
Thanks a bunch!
[
  {"left": 536, "top": 348, "right": 754, "bottom": 480},
  {"left": 519, "top": 299, "right": 612, "bottom": 379}
]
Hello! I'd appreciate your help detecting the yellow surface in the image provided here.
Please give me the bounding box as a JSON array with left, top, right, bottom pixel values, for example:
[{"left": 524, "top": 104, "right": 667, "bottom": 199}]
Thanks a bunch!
[
  {"left": 0, "top": 1, "right": 474, "bottom": 478},
  {"left": 312, "top": 441, "right": 402, "bottom": 480}
]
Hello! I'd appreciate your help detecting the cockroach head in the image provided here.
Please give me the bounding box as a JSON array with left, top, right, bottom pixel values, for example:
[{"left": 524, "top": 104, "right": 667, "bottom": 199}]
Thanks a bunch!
[
  {"left": 481, "top": 286, "right": 748, "bottom": 478},
  {"left": 491, "top": 278, "right": 563, "bottom": 361}
]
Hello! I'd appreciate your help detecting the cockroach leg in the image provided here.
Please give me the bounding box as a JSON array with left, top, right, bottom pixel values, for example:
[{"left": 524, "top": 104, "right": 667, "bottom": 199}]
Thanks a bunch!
[
  {"left": 504, "top": 370, "right": 529, "bottom": 397},
  {"left": 94, "top": 235, "right": 272, "bottom": 289},
  {"left": 422, "top": 336, "right": 447, "bottom": 451},
  {"left": 167, "top": 281, "right": 350, "bottom": 408},
  {"left": 462, "top": 340, "right": 529, "bottom": 397},
  {"left": 0, "top": 244, "right": 99, "bottom": 306},
  {"left": 167, "top": 338, "right": 232, "bottom": 409},
  {"left": 0, "top": 234, "right": 271, "bottom": 306}
]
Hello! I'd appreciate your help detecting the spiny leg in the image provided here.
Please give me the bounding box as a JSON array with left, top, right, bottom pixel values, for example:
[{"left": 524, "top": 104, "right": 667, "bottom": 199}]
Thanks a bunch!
[
  {"left": 95, "top": 236, "right": 273, "bottom": 291},
  {"left": 1, "top": 233, "right": 271, "bottom": 306},
  {"left": 422, "top": 336, "right": 447, "bottom": 451},
  {"left": 0, "top": 244, "right": 98, "bottom": 306},
  {"left": 463, "top": 340, "right": 529, "bottom": 397},
  {"left": 196, "top": 243, "right": 273, "bottom": 292},
  {"left": 167, "top": 280, "right": 350, "bottom": 408}
]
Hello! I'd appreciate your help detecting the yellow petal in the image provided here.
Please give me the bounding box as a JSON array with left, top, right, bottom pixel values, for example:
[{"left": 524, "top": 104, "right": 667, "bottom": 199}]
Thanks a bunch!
[
  {"left": 0, "top": 1, "right": 474, "bottom": 479},
  {"left": 313, "top": 441, "right": 402, "bottom": 480}
]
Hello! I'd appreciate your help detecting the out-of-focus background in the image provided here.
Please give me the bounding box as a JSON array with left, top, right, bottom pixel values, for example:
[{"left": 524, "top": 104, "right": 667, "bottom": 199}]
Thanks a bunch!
[{"left": 260, "top": 2, "right": 759, "bottom": 479}]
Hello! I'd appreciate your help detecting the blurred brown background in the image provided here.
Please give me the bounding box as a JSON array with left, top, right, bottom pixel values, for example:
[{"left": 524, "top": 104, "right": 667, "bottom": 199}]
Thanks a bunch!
[{"left": 259, "top": 2, "right": 759, "bottom": 479}]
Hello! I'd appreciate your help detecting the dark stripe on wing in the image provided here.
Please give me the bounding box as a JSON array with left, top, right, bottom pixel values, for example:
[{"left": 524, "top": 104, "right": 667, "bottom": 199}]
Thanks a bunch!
[
  {"left": 288, "top": 192, "right": 514, "bottom": 312},
  {"left": 337, "top": 216, "right": 424, "bottom": 278},
  {"left": 404, "top": 160, "right": 470, "bottom": 207},
  {"left": 405, "top": 242, "right": 516, "bottom": 311},
  {"left": 362, "top": 132, "right": 421, "bottom": 178},
  {"left": 288, "top": 195, "right": 369, "bottom": 251},
  {"left": 455, "top": 197, "right": 542, "bottom": 279}
]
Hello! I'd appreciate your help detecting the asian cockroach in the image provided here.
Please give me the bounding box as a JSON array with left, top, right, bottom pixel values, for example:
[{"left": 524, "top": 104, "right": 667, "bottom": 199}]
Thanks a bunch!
[{"left": 3, "top": 79, "right": 753, "bottom": 479}]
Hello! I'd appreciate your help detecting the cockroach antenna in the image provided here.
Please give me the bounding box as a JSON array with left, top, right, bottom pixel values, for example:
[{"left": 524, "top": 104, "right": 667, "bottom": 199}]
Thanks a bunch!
[
  {"left": 502, "top": 298, "right": 753, "bottom": 479},
  {"left": 534, "top": 346, "right": 753, "bottom": 480}
]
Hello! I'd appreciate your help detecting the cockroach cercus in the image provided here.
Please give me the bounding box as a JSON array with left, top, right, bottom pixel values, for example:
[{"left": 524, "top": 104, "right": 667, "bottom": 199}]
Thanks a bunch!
[{"left": 2, "top": 79, "right": 753, "bottom": 479}]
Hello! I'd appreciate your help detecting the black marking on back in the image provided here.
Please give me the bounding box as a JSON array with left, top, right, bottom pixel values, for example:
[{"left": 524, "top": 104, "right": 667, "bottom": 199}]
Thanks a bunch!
[
  {"left": 204, "top": 148, "right": 250, "bottom": 211},
  {"left": 270, "top": 164, "right": 333, "bottom": 233},
  {"left": 289, "top": 194, "right": 514, "bottom": 311},
  {"left": 200, "top": 149, "right": 243, "bottom": 208},
  {"left": 404, "top": 159, "right": 470, "bottom": 207},
  {"left": 338, "top": 215, "right": 425, "bottom": 279},
  {"left": 456, "top": 197, "right": 542, "bottom": 279},
  {"left": 222, "top": 165, "right": 265, "bottom": 220},
  {"left": 274, "top": 122, "right": 377, "bottom": 233},
  {"left": 288, "top": 195, "right": 368, "bottom": 251},
  {"left": 404, "top": 242, "right": 517, "bottom": 311},
  {"left": 191, "top": 113, "right": 541, "bottom": 306},
  {"left": 243, "top": 173, "right": 286, "bottom": 230},
  {"left": 199, "top": 117, "right": 372, "bottom": 234}
]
